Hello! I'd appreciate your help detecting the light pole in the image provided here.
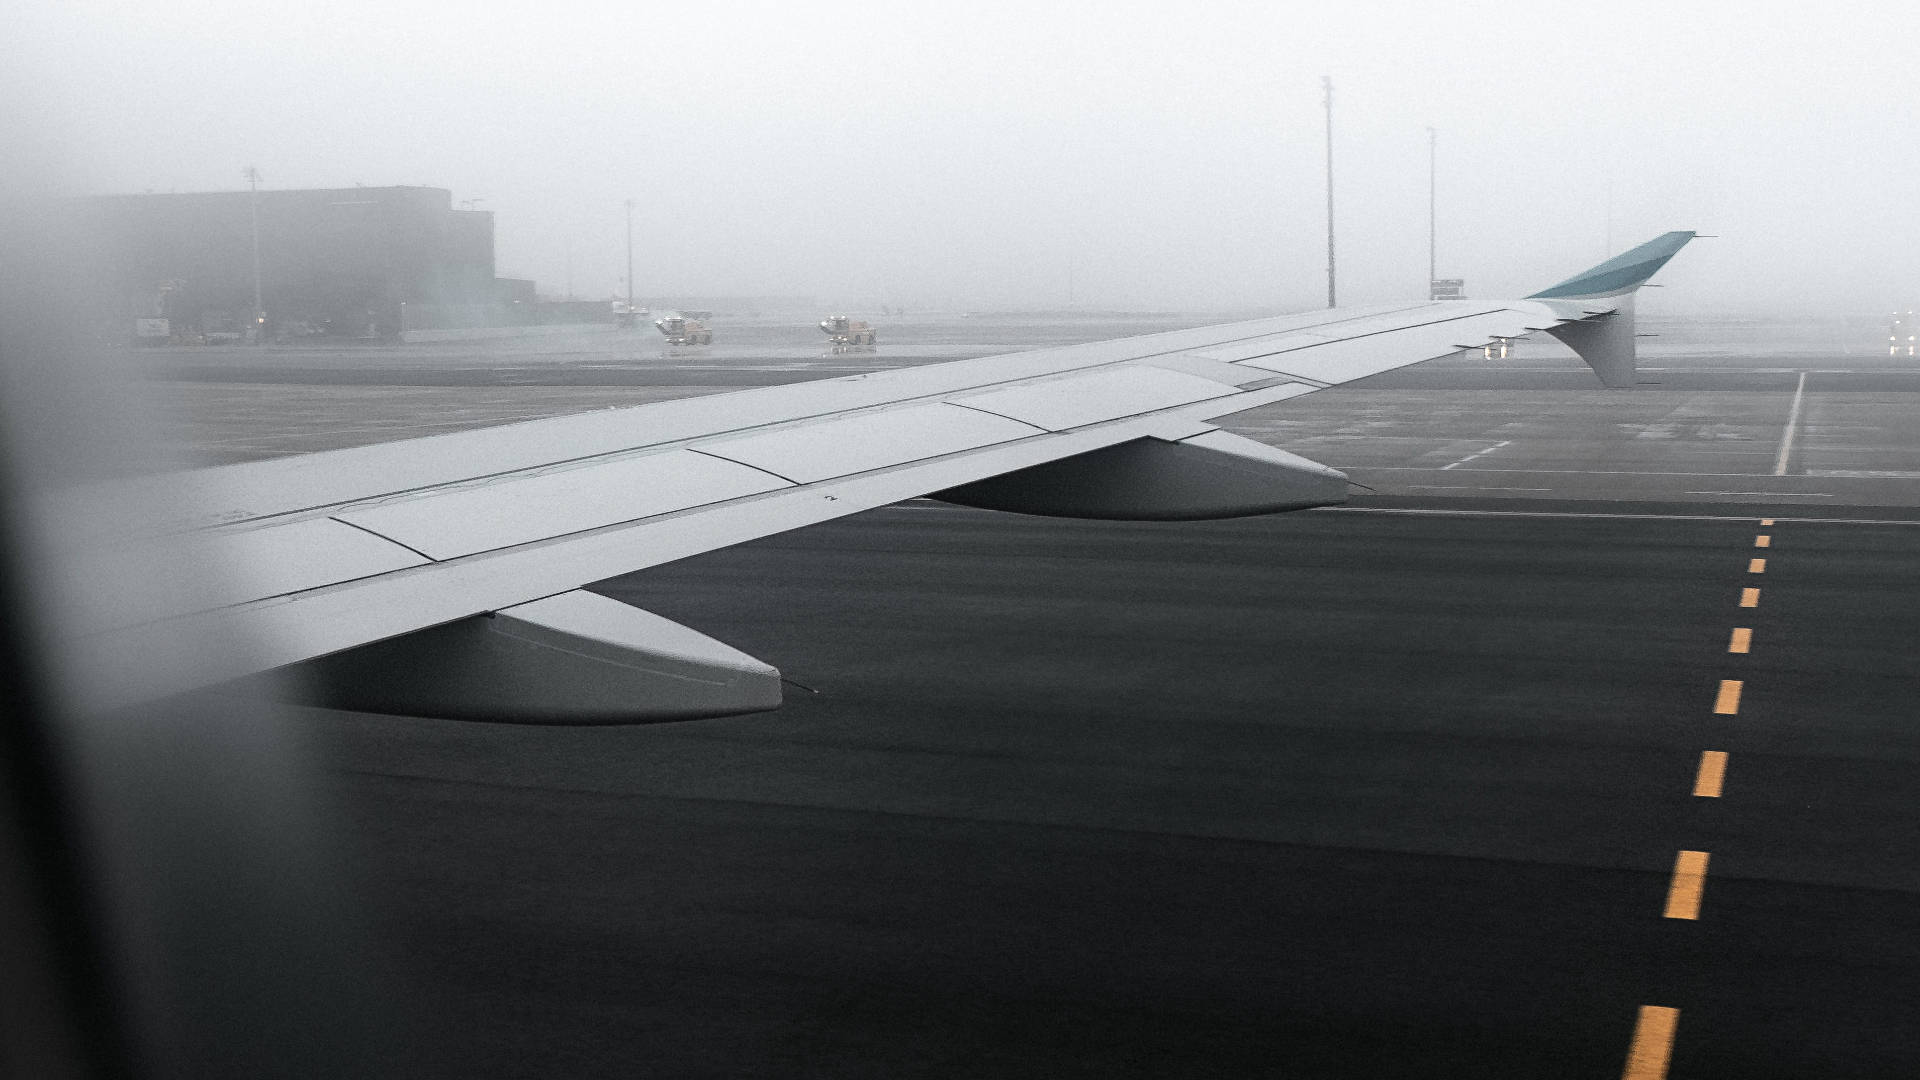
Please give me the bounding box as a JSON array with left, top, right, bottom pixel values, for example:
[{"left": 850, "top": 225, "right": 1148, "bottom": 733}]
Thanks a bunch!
[
  {"left": 243, "top": 165, "right": 263, "bottom": 342},
  {"left": 1427, "top": 127, "right": 1437, "bottom": 289},
  {"left": 1323, "top": 76, "right": 1336, "bottom": 309},
  {"left": 624, "top": 198, "right": 636, "bottom": 326}
]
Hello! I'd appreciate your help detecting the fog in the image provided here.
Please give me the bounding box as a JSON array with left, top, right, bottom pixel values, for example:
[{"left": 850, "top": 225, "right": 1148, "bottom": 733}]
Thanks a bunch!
[{"left": 13, "top": 0, "right": 1920, "bottom": 313}]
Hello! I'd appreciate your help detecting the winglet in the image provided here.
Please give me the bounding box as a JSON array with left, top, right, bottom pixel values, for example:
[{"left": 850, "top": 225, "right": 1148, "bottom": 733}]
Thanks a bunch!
[
  {"left": 1528, "top": 231, "right": 1697, "bottom": 387},
  {"left": 1527, "top": 231, "right": 1696, "bottom": 300}
]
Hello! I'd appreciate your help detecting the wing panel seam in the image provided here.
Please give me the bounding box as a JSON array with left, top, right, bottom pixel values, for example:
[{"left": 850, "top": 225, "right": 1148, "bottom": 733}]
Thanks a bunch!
[
  {"left": 329, "top": 514, "right": 440, "bottom": 563},
  {"left": 943, "top": 400, "right": 1055, "bottom": 432},
  {"left": 1230, "top": 369, "right": 1330, "bottom": 387},
  {"left": 684, "top": 446, "right": 802, "bottom": 486}
]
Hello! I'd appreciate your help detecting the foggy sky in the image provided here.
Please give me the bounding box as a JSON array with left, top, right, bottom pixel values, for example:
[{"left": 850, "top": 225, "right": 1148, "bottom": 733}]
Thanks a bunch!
[{"left": 13, "top": 1, "right": 1920, "bottom": 314}]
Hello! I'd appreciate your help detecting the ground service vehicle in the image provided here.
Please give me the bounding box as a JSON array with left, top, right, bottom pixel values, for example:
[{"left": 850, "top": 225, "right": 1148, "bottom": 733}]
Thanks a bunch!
[
  {"left": 654, "top": 313, "right": 711, "bottom": 345},
  {"left": 819, "top": 314, "right": 877, "bottom": 350}
]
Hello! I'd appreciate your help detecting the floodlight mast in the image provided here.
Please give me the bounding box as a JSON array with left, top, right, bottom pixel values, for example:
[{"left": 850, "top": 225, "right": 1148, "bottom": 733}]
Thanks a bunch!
[
  {"left": 244, "top": 166, "right": 263, "bottom": 342},
  {"left": 1323, "top": 76, "right": 1335, "bottom": 309},
  {"left": 625, "top": 198, "right": 635, "bottom": 320},
  {"left": 1427, "top": 127, "right": 1437, "bottom": 287}
]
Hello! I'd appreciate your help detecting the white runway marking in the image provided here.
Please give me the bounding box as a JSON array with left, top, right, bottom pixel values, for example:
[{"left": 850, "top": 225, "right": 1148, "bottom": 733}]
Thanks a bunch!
[
  {"left": 1406, "top": 485, "right": 1550, "bottom": 492},
  {"left": 1684, "top": 491, "right": 1832, "bottom": 498},
  {"left": 1316, "top": 507, "right": 1920, "bottom": 525},
  {"left": 896, "top": 502, "right": 1920, "bottom": 526},
  {"left": 1345, "top": 467, "right": 1821, "bottom": 479},
  {"left": 1773, "top": 370, "right": 1808, "bottom": 476},
  {"left": 1438, "top": 440, "right": 1511, "bottom": 470}
]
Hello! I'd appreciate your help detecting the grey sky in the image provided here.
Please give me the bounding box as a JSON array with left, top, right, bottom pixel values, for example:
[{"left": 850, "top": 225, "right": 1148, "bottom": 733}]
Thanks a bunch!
[{"left": 14, "top": 0, "right": 1920, "bottom": 312}]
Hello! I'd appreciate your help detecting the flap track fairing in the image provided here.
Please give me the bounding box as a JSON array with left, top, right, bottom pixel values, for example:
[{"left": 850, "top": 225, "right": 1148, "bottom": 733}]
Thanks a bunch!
[
  {"left": 278, "top": 590, "right": 782, "bottom": 724},
  {"left": 931, "top": 429, "right": 1348, "bottom": 520}
]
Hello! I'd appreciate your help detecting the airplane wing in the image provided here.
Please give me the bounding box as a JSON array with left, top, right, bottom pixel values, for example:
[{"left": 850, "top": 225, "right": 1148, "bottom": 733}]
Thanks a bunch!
[{"left": 58, "top": 232, "right": 1695, "bottom": 719}]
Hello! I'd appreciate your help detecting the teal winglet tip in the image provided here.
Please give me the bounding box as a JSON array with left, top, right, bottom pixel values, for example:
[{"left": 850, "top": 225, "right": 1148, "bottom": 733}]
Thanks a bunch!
[{"left": 1527, "top": 231, "right": 1697, "bottom": 300}]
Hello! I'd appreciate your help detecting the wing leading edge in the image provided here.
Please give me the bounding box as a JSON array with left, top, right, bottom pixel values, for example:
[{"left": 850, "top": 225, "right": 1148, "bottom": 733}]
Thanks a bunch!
[{"left": 66, "top": 234, "right": 1695, "bottom": 718}]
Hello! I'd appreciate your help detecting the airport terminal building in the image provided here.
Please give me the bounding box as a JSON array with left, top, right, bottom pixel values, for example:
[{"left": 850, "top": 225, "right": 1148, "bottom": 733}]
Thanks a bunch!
[{"left": 77, "top": 185, "right": 535, "bottom": 341}]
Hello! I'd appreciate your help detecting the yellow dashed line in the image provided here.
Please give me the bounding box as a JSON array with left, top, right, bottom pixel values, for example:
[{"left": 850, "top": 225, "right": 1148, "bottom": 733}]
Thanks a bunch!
[
  {"left": 1622, "top": 523, "right": 1768, "bottom": 1072},
  {"left": 1694, "top": 751, "right": 1727, "bottom": 797},
  {"left": 1664, "top": 850, "right": 1710, "bottom": 920},
  {"left": 1622, "top": 1005, "right": 1680, "bottom": 1079},
  {"left": 1714, "top": 680, "right": 1743, "bottom": 714}
]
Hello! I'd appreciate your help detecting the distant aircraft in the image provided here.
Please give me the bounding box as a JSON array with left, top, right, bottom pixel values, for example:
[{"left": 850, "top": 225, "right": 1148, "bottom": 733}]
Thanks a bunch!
[{"left": 54, "top": 233, "right": 1695, "bottom": 725}]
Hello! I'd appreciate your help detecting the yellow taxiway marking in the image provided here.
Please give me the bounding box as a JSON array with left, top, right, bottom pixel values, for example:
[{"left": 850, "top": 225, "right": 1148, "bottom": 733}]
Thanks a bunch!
[
  {"left": 1749, "top": 558, "right": 1766, "bottom": 573},
  {"left": 1740, "top": 588, "right": 1760, "bottom": 608},
  {"left": 1714, "top": 680, "right": 1743, "bottom": 714},
  {"left": 1664, "top": 850, "right": 1710, "bottom": 920},
  {"left": 1622, "top": 1005, "right": 1680, "bottom": 1079},
  {"left": 1694, "top": 751, "right": 1728, "bottom": 797},
  {"left": 1755, "top": 534, "right": 1771, "bottom": 548},
  {"left": 1729, "top": 627, "right": 1752, "bottom": 654},
  {"left": 1760, "top": 518, "right": 1775, "bottom": 526}
]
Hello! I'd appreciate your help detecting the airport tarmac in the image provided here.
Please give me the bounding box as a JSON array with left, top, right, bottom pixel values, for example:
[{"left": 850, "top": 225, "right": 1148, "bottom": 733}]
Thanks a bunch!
[
  {"left": 305, "top": 505, "right": 1920, "bottom": 1079},
  {"left": 129, "top": 314, "right": 1920, "bottom": 1076}
]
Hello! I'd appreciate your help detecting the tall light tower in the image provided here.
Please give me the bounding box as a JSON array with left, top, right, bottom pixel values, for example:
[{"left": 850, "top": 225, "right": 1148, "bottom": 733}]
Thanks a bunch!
[
  {"left": 624, "top": 198, "right": 636, "bottom": 325},
  {"left": 1427, "top": 127, "right": 1437, "bottom": 288},
  {"left": 1323, "top": 76, "right": 1336, "bottom": 309},
  {"left": 243, "top": 165, "right": 263, "bottom": 342}
]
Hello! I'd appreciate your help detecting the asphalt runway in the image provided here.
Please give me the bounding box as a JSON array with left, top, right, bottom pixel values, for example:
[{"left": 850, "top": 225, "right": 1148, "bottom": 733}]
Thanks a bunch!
[
  {"left": 301, "top": 501, "right": 1920, "bottom": 1079},
  {"left": 127, "top": 313, "right": 1920, "bottom": 1075}
]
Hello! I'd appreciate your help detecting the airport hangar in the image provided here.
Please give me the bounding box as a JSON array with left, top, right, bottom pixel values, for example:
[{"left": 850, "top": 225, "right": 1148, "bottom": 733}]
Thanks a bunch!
[{"left": 73, "top": 184, "right": 533, "bottom": 340}]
